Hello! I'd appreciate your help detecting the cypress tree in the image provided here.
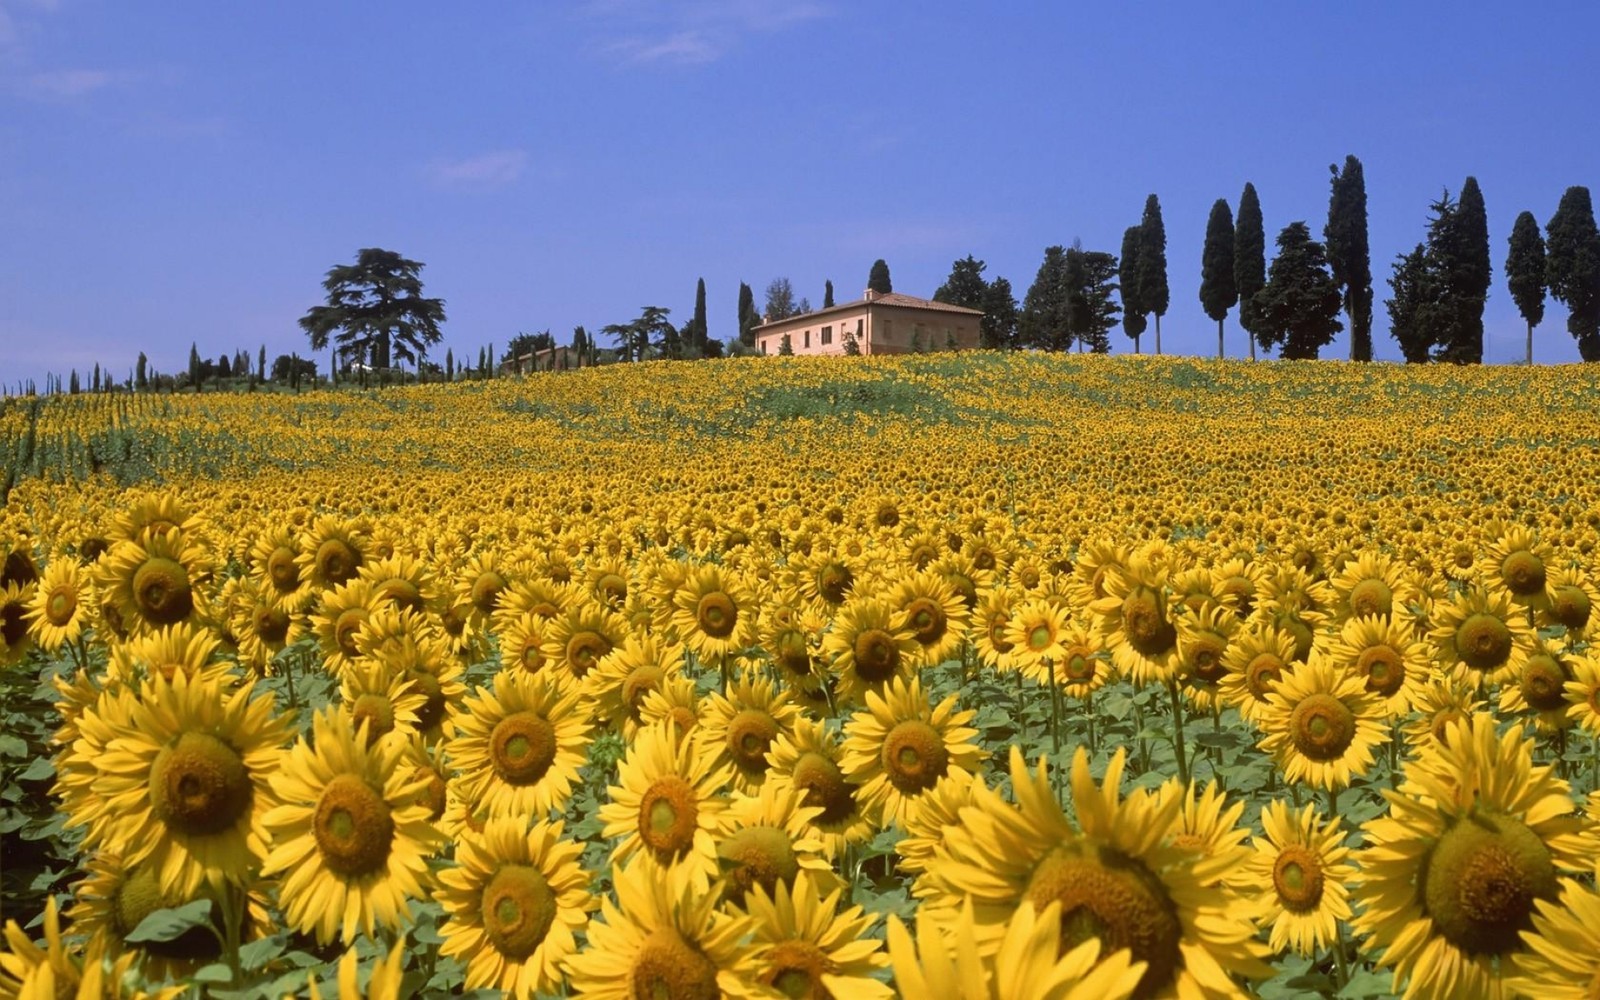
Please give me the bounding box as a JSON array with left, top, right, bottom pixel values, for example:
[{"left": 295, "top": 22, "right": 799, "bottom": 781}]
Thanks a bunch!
[
  {"left": 445, "top": 348, "right": 455, "bottom": 381},
  {"left": 1505, "top": 211, "right": 1547, "bottom": 365},
  {"left": 1545, "top": 186, "right": 1600, "bottom": 361},
  {"left": 1326, "top": 156, "right": 1374, "bottom": 361},
  {"left": 1235, "top": 183, "right": 1266, "bottom": 360},
  {"left": 135, "top": 352, "right": 148, "bottom": 391},
  {"left": 1119, "top": 225, "right": 1147, "bottom": 352},
  {"left": 980, "top": 276, "right": 1018, "bottom": 350},
  {"left": 1438, "top": 176, "right": 1490, "bottom": 363},
  {"left": 1138, "top": 195, "right": 1169, "bottom": 354},
  {"left": 867, "top": 259, "right": 892, "bottom": 294},
  {"left": 691, "top": 277, "right": 708, "bottom": 356},
  {"left": 188, "top": 343, "right": 202, "bottom": 392},
  {"left": 823, "top": 280, "right": 834, "bottom": 308},
  {"left": 1199, "top": 198, "right": 1238, "bottom": 358},
  {"left": 738, "top": 282, "right": 757, "bottom": 347}
]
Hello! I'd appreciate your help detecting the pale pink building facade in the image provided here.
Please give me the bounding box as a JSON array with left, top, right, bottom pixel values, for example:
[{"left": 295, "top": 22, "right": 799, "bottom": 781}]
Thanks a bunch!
[{"left": 754, "top": 290, "right": 984, "bottom": 356}]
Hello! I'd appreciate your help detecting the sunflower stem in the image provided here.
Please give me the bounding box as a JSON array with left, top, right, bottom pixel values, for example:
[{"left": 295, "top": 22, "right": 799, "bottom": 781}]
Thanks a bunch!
[
  {"left": 1167, "top": 681, "right": 1189, "bottom": 786},
  {"left": 1330, "top": 919, "right": 1351, "bottom": 990},
  {"left": 221, "top": 879, "right": 244, "bottom": 985},
  {"left": 1327, "top": 786, "right": 1340, "bottom": 817},
  {"left": 1132, "top": 698, "right": 1151, "bottom": 775},
  {"left": 1047, "top": 657, "right": 1061, "bottom": 757},
  {"left": 1083, "top": 689, "right": 1096, "bottom": 755}
]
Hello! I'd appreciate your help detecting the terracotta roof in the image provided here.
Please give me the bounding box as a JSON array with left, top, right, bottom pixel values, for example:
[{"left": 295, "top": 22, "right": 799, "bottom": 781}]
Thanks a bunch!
[{"left": 758, "top": 292, "right": 983, "bottom": 328}]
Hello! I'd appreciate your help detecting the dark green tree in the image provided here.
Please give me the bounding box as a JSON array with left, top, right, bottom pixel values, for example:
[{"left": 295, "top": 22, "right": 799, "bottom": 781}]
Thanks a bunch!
[
  {"left": 1506, "top": 210, "right": 1547, "bottom": 365},
  {"left": 299, "top": 248, "right": 446, "bottom": 370},
  {"left": 1235, "top": 183, "right": 1267, "bottom": 360},
  {"left": 867, "top": 259, "right": 892, "bottom": 295},
  {"left": 188, "top": 343, "right": 202, "bottom": 392},
  {"left": 737, "top": 282, "right": 758, "bottom": 347},
  {"left": 1138, "top": 195, "right": 1170, "bottom": 353},
  {"left": 1252, "top": 221, "right": 1343, "bottom": 360},
  {"left": 980, "top": 276, "right": 1018, "bottom": 350},
  {"left": 1546, "top": 186, "right": 1600, "bottom": 361},
  {"left": 764, "top": 277, "right": 797, "bottom": 322},
  {"left": 1386, "top": 244, "right": 1443, "bottom": 363},
  {"left": 778, "top": 333, "right": 794, "bottom": 355},
  {"left": 1066, "top": 247, "right": 1120, "bottom": 353},
  {"left": 1020, "top": 246, "right": 1071, "bottom": 351},
  {"left": 258, "top": 345, "right": 267, "bottom": 380},
  {"left": 1200, "top": 198, "right": 1238, "bottom": 358},
  {"left": 934, "top": 255, "right": 988, "bottom": 310},
  {"left": 823, "top": 280, "right": 834, "bottom": 309},
  {"left": 688, "top": 278, "right": 708, "bottom": 357},
  {"left": 1326, "top": 157, "right": 1374, "bottom": 361},
  {"left": 218, "top": 354, "right": 232, "bottom": 378},
  {"left": 844, "top": 319, "right": 863, "bottom": 355},
  {"left": 445, "top": 348, "right": 455, "bottom": 380},
  {"left": 135, "top": 352, "right": 148, "bottom": 391},
  {"left": 1120, "top": 225, "right": 1147, "bottom": 352},
  {"left": 1436, "top": 176, "right": 1490, "bottom": 363}
]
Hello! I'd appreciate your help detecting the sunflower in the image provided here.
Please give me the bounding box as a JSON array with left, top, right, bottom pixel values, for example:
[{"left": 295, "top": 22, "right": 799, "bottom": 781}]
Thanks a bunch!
[
  {"left": 1256, "top": 652, "right": 1386, "bottom": 791},
  {"left": 1327, "top": 549, "right": 1420, "bottom": 622},
  {"left": 564, "top": 854, "right": 768, "bottom": 1000},
  {"left": 96, "top": 528, "right": 214, "bottom": 637},
  {"left": 25, "top": 556, "right": 92, "bottom": 652},
  {"left": 1499, "top": 637, "right": 1578, "bottom": 732},
  {"left": 1561, "top": 652, "right": 1600, "bottom": 736},
  {"left": 739, "top": 870, "right": 893, "bottom": 999},
  {"left": 497, "top": 608, "right": 550, "bottom": 677},
  {"left": 1427, "top": 585, "right": 1534, "bottom": 690},
  {"left": 598, "top": 722, "right": 731, "bottom": 889},
  {"left": 307, "top": 941, "right": 407, "bottom": 1000},
  {"left": 1479, "top": 523, "right": 1555, "bottom": 611},
  {"left": 1352, "top": 714, "right": 1591, "bottom": 1000},
  {"left": 1054, "top": 619, "right": 1113, "bottom": 701},
  {"left": 0, "top": 580, "right": 37, "bottom": 668},
  {"left": 1401, "top": 675, "right": 1485, "bottom": 753},
  {"left": 0, "top": 896, "right": 182, "bottom": 1000},
  {"left": 840, "top": 674, "right": 985, "bottom": 827},
  {"left": 584, "top": 554, "right": 632, "bottom": 611},
  {"left": 455, "top": 550, "right": 515, "bottom": 628},
  {"left": 1241, "top": 800, "right": 1354, "bottom": 957},
  {"left": 822, "top": 597, "right": 919, "bottom": 705},
  {"left": 1505, "top": 878, "right": 1600, "bottom": 1000},
  {"left": 1209, "top": 555, "right": 1266, "bottom": 618},
  {"left": 248, "top": 523, "right": 314, "bottom": 613},
  {"left": 105, "top": 621, "right": 232, "bottom": 689},
  {"left": 339, "top": 658, "right": 426, "bottom": 747},
  {"left": 1173, "top": 603, "right": 1241, "bottom": 712},
  {"left": 437, "top": 815, "right": 594, "bottom": 998},
  {"left": 354, "top": 605, "right": 467, "bottom": 741},
  {"left": 898, "top": 768, "right": 979, "bottom": 875},
  {"left": 105, "top": 492, "right": 205, "bottom": 548},
  {"left": 1326, "top": 613, "right": 1429, "bottom": 719},
  {"left": 296, "top": 515, "right": 369, "bottom": 593},
  {"left": 492, "top": 577, "right": 576, "bottom": 636},
  {"left": 1065, "top": 536, "right": 1128, "bottom": 609},
  {"left": 797, "top": 550, "right": 860, "bottom": 608},
  {"left": 261, "top": 705, "right": 443, "bottom": 945},
  {"left": 540, "top": 599, "right": 628, "bottom": 683},
  {"left": 636, "top": 673, "right": 707, "bottom": 740},
  {"left": 699, "top": 667, "right": 800, "bottom": 793},
  {"left": 765, "top": 714, "right": 873, "bottom": 859},
  {"left": 359, "top": 550, "right": 444, "bottom": 616},
  {"left": 1089, "top": 552, "right": 1182, "bottom": 687},
  {"left": 715, "top": 780, "right": 837, "bottom": 905},
  {"left": 1003, "top": 597, "right": 1071, "bottom": 683},
  {"left": 671, "top": 564, "right": 759, "bottom": 665},
  {"left": 76, "top": 672, "right": 292, "bottom": 896},
  {"left": 223, "top": 575, "right": 304, "bottom": 675},
  {"left": 972, "top": 586, "right": 1021, "bottom": 673},
  {"left": 889, "top": 569, "right": 970, "bottom": 667},
  {"left": 309, "top": 577, "right": 378, "bottom": 679},
  {"left": 1538, "top": 565, "right": 1600, "bottom": 639},
  {"left": 587, "top": 633, "right": 686, "bottom": 739},
  {"left": 446, "top": 668, "right": 592, "bottom": 820},
  {"left": 759, "top": 597, "right": 829, "bottom": 699},
  {"left": 1160, "top": 779, "right": 1250, "bottom": 866}
]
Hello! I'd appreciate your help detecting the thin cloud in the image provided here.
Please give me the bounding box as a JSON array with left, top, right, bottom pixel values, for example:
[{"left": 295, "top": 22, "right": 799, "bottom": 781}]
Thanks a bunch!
[
  {"left": 426, "top": 150, "right": 529, "bottom": 190},
  {"left": 25, "top": 67, "right": 113, "bottom": 98},
  {"left": 588, "top": 0, "right": 830, "bottom": 67},
  {"left": 604, "top": 29, "right": 719, "bottom": 65}
]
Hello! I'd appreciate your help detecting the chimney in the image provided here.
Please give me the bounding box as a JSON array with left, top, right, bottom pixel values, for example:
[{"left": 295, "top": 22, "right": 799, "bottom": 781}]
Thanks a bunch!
[{"left": 863, "top": 289, "right": 878, "bottom": 302}]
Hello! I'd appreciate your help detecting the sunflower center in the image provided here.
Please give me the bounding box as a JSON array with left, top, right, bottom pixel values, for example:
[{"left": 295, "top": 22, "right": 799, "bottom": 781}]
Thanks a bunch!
[
  {"left": 816, "top": 563, "right": 852, "bottom": 605},
  {"left": 1026, "top": 843, "right": 1182, "bottom": 1000},
  {"left": 725, "top": 709, "right": 778, "bottom": 776},
  {"left": 852, "top": 629, "right": 901, "bottom": 683},
  {"left": 621, "top": 666, "right": 664, "bottom": 718},
  {"left": 1429, "top": 709, "right": 1467, "bottom": 747},
  {"left": 945, "top": 571, "right": 978, "bottom": 610},
  {"left": 763, "top": 940, "right": 838, "bottom": 1000},
  {"left": 639, "top": 776, "right": 700, "bottom": 858},
  {"left": 1356, "top": 645, "right": 1406, "bottom": 698},
  {"left": 132, "top": 557, "right": 194, "bottom": 626},
  {"left": 775, "top": 631, "right": 812, "bottom": 676},
  {"left": 1186, "top": 631, "right": 1228, "bottom": 684},
  {"left": 1288, "top": 693, "right": 1356, "bottom": 762},
  {"left": 148, "top": 732, "right": 252, "bottom": 836},
  {"left": 988, "top": 614, "right": 1015, "bottom": 653},
  {"left": 471, "top": 572, "right": 507, "bottom": 615},
  {"left": 880, "top": 720, "right": 949, "bottom": 795},
  {"left": 1245, "top": 653, "right": 1286, "bottom": 700},
  {"left": 790, "top": 751, "right": 856, "bottom": 824},
  {"left": 312, "top": 773, "right": 395, "bottom": 878},
  {"left": 373, "top": 578, "right": 424, "bottom": 613},
  {"left": 0, "top": 599, "right": 27, "bottom": 649},
  {"left": 265, "top": 546, "right": 300, "bottom": 593},
  {"left": 349, "top": 693, "right": 397, "bottom": 743},
  {"left": 695, "top": 592, "right": 738, "bottom": 638},
  {"left": 408, "top": 670, "right": 447, "bottom": 731},
  {"left": 1455, "top": 613, "right": 1513, "bottom": 671},
  {"left": 1521, "top": 654, "right": 1570, "bottom": 712},
  {"left": 490, "top": 711, "right": 558, "bottom": 785},
  {"left": 566, "top": 630, "right": 611, "bottom": 677},
  {"left": 1122, "top": 587, "right": 1176, "bottom": 657},
  {"left": 480, "top": 864, "right": 558, "bottom": 961},
  {"left": 905, "top": 597, "right": 947, "bottom": 645},
  {"left": 595, "top": 572, "right": 628, "bottom": 607},
  {"left": 1348, "top": 579, "right": 1394, "bottom": 619},
  {"left": 333, "top": 607, "right": 368, "bottom": 657},
  {"left": 517, "top": 638, "right": 545, "bottom": 675},
  {"left": 253, "top": 604, "right": 291, "bottom": 645},
  {"left": 1271, "top": 845, "right": 1325, "bottom": 913},
  {"left": 717, "top": 826, "right": 799, "bottom": 901},
  {"left": 1219, "top": 575, "right": 1255, "bottom": 615},
  {"left": 45, "top": 586, "right": 78, "bottom": 626},
  {"left": 315, "top": 539, "right": 360, "bottom": 585},
  {"left": 1423, "top": 812, "right": 1558, "bottom": 957},
  {"left": 1027, "top": 622, "right": 1055, "bottom": 653},
  {"left": 630, "top": 929, "right": 720, "bottom": 1000},
  {"left": 1064, "top": 652, "right": 1097, "bottom": 683},
  {"left": 114, "top": 865, "right": 222, "bottom": 961},
  {"left": 1501, "top": 550, "right": 1547, "bottom": 596},
  {"left": 1549, "top": 585, "right": 1591, "bottom": 630}
]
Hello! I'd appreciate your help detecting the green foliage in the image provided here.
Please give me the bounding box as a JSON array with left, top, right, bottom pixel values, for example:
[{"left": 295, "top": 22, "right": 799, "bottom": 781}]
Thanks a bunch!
[
  {"left": 1020, "top": 246, "right": 1070, "bottom": 350},
  {"left": 1435, "top": 177, "right": 1491, "bottom": 364},
  {"left": 1386, "top": 243, "right": 1440, "bottom": 364},
  {"left": 1253, "top": 221, "right": 1343, "bottom": 359},
  {"left": 933, "top": 255, "right": 988, "bottom": 310},
  {"left": 1138, "top": 194, "right": 1169, "bottom": 352},
  {"left": 1507, "top": 210, "right": 1547, "bottom": 363},
  {"left": 1545, "top": 185, "right": 1600, "bottom": 361},
  {"left": 1065, "top": 245, "right": 1120, "bottom": 353},
  {"left": 763, "top": 277, "right": 798, "bottom": 323},
  {"left": 778, "top": 332, "right": 794, "bottom": 355},
  {"left": 737, "top": 282, "right": 758, "bottom": 347},
  {"left": 823, "top": 279, "right": 834, "bottom": 309},
  {"left": 1200, "top": 198, "right": 1238, "bottom": 357},
  {"left": 298, "top": 248, "right": 446, "bottom": 370},
  {"left": 1120, "top": 225, "right": 1148, "bottom": 349},
  {"left": 867, "top": 258, "right": 892, "bottom": 294},
  {"left": 1326, "top": 156, "right": 1374, "bottom": 360},
  {"left": 1235, "top": 182, "right": 1267, "bottom": 356},
  {"left": 980, "top": 276, "right": 1018, "bottom": 350}
]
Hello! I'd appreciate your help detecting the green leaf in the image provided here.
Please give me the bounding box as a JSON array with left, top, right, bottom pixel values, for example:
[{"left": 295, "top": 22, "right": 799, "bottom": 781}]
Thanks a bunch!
[
  {"left": 0, "top": 735, "right": 26, "bottom": 757},
  {"left": 17, "top": 757, "right": 54, "bottom": 781},
  {"left": 124, "top": 899, "right": 216, "bottom": 944},
  {"left": 191, "top": 963, "right": 234, "bottom": 984},
  {"left": 238, "top": 934, "right": 286, "bottom": 970}
]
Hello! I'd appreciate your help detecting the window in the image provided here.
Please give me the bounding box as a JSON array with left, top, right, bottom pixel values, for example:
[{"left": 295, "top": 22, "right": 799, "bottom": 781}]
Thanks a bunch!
[
  {"left": 821, "top": 325, "right": 833, "bottom": 345},
  {"left": 803, "top": 330, "right": 811, "bottom": 348}
]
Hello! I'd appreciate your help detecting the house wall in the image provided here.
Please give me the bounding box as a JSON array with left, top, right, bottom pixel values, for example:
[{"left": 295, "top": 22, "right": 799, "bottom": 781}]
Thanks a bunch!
[
  {"left": 755, "top": 305, "right": 980, "bottom": 356},
  {"left": 755, "top": 307, "right": 870, "bottom": 356}
]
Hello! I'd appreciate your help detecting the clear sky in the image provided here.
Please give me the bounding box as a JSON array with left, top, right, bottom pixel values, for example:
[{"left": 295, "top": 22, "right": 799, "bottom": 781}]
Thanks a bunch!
[{"left": 4, "top": 1, "right": 1598, "bottom": 388}]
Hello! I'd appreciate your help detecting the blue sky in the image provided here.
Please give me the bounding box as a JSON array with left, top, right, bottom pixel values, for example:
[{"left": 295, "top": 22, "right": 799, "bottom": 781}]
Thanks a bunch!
[{"left": 3, "top": 1, "right": 1598, "bottom": 387}]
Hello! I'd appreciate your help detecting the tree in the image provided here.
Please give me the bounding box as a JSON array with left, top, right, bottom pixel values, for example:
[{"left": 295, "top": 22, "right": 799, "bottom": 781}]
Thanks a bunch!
[
  {"left": 1506, "top": 210, "right": 1547, "bottom": 365},
  {"left": 271, "top": 354, "right": 317, "bottom": 382},
  {"left": 1120, "top": 226, "right": 1147, "bottom": 352},
  {"left": 1386, "top": 244, "right": 1444, "bottom": 364},
  {"left": 843, "top": 322, "right": 862, "bottom": 355},
  {"left": 258, "top": 345, "right": 267, "bottom": 380},
  {"left": 1020, "top": 246, "right": 1071, "bottom": 351},
  {"left": 797, "top": 297, "right": 812, "bottom": 315},
  {"left": 764, "top": 278, "right": 798, "bottom": 322},
  {"left": 603, "top": 306, "right": 673, "bottom": 362},
  {"left": 1436, "top": 176, "right": 1490, "bottom": 364},
  {"left": 737, "top": 282, "right": 758, "bottom": 347},
  {"left": 934, "top": 255, "right": 988, "bottom": 310},
  {"left": 572, "top": 326, "right": 592, "bottom": 367},
  {"left": 868, "top": 259, "right": 893, "bottom": 295},
  {"left": 218, "top": 354, "right": 232, "bottom": 378},
  {"left": 1138, "top": 195, "right": 1170, "bottom": 353},
  {"left": 1545, "top": 186, "right": 1600, "bottom": 361},
  {"left": 980, "top": 277, "right": 1018, "bottom": 350},
  {"left": 687, "top": 278, "right": 708, "bottom": 357},
  {"left": 1199, "top": 198, "right": 1237, "bottom": 358},
  {"left": 778, "top": 333, "right": 794, "bottom": 355},
  {"left": 1235, "top": 183, "right": 1267, "bottom": 360},
  {"left": 135, "top": 352, "right": 148, "bottom": 391},
  {"left": 1252, "top": 221, "right": 1343, "bottom": 360},
  {"left": 823, "top": 280, "right": 835, "bottom": 309},
  {"left": 1326, "top": 156, "right": 1374, "bottom": 361},
  {"left": 445, "top": 348, "right": 455, "bottom": 381},
  {"left": 1068, "top": 248, "right": 1121, "bottom": 353},
  {"left": 299, "top": 248, "right": 446, "bottom": 370},
  {"left": 188, "top": 343, "right": 202, "bottom": 392}
]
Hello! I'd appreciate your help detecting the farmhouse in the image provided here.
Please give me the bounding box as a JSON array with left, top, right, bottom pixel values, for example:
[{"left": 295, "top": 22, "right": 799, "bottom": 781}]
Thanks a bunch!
[{"left": 754, "top": 290, "right": 984, "bottom": 356}]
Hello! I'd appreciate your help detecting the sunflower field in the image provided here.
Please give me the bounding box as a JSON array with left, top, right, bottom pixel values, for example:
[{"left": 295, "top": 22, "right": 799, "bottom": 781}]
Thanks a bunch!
[{"left": 3, "top": 352, "right": 1600, "bottom": 1000}]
